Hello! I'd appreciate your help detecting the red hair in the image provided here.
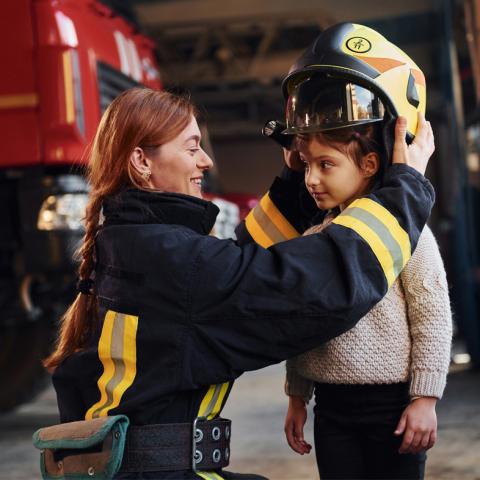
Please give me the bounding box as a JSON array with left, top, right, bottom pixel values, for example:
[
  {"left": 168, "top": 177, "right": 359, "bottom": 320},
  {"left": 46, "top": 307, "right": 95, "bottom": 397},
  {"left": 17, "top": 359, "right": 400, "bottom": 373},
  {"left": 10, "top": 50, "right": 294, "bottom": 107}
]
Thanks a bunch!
[{"left": 44, "top": 88, "right": 195, "bottom": 370}]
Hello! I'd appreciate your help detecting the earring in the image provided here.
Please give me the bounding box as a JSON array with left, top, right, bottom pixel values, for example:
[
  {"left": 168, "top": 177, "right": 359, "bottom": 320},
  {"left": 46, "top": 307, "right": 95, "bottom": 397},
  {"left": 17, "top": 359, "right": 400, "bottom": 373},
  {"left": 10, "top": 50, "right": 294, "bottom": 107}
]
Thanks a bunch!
[{"left": 142, "top": 169, "right": 151, "bottom": 182}]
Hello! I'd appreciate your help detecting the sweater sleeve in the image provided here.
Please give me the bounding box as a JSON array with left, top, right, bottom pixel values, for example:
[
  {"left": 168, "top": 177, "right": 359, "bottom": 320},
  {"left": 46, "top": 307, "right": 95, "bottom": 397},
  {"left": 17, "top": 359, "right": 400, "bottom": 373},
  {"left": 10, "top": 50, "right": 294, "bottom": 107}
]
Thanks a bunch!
[
  {"left": 400, "top": 225, "right": 453, "bottom": 399},
  {"left": 285, "top": 358, "right": 314, "bottom": 403}
]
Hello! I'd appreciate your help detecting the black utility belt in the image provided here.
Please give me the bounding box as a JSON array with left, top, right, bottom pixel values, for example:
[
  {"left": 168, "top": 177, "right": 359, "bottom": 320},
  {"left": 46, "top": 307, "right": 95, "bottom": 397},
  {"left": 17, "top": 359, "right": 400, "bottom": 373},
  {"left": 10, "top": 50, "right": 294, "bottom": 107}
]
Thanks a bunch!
[
  {"left": 120, "top": 417, "right": 232, "bottom": 473},
  {"left": 32, "top": 415, "right": 231, "bottom": 479}
]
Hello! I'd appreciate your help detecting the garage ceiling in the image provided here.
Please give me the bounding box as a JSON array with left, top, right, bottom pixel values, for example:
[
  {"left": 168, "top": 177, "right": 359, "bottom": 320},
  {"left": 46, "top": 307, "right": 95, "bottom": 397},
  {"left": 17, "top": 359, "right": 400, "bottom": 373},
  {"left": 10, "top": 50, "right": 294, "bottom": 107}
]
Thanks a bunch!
[{"left": 117, "top": 0, "right": 442, "bottom": 137}]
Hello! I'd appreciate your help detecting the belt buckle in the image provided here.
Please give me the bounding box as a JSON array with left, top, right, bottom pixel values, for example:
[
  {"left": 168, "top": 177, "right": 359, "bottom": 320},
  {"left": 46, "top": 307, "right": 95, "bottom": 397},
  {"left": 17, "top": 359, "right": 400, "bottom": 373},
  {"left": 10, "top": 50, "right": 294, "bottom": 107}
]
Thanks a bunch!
[{"left": 192, "top": 416, "right": 207, "bottom": 472}]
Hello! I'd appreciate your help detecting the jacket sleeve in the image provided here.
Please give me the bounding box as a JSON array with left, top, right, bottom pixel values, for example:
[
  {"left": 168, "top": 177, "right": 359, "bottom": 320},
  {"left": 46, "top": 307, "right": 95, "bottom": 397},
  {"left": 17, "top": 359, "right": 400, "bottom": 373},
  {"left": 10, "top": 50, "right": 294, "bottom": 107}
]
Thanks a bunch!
[
  {"left": 235, "top": 166, "right": 323, "bottom": 246},
  {"left": 399, "top": 226, "right": 452, "bottom": 399},
  {"left": 183, "top": 164, "right": 435, "bottom": 386}
]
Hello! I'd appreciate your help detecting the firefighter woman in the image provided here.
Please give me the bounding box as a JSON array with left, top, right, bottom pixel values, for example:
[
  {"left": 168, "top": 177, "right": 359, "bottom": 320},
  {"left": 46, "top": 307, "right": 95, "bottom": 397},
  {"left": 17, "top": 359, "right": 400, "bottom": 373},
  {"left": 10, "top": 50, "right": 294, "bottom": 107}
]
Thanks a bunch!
[{"left": 41, "top": 24, "right": 434, "bottom": 478}]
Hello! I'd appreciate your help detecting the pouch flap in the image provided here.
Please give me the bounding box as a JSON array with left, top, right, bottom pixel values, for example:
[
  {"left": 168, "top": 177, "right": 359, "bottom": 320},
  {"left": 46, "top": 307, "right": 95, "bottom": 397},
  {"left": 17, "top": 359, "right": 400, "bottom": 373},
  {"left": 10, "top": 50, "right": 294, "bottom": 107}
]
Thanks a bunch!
[{"left": 32, "top": 415, "right": 129, "bottom": 450}]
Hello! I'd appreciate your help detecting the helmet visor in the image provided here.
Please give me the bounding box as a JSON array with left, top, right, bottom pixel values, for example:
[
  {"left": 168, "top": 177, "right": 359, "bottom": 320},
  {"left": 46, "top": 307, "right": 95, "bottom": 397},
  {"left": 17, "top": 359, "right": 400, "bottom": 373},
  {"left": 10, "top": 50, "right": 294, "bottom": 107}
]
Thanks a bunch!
[{"left": 284, "top": 76, "right": 385, "bottom": 135}]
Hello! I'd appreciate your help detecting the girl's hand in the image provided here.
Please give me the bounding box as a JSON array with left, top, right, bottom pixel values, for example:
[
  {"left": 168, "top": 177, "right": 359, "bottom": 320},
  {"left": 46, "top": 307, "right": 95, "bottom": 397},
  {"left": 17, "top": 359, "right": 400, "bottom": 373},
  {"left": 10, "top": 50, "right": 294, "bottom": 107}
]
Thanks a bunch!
[
  {"left": 392, "top": 113, "right": 435, "bottom": 175},
  {"left": 283, "top": 148, "right": 304, "bottom": 172},
  {"left": 394, "top": 397, "right": 438, "bottom": 454},
  {"left": 284, "top": 396, "right": 312, "bottom": 455}
]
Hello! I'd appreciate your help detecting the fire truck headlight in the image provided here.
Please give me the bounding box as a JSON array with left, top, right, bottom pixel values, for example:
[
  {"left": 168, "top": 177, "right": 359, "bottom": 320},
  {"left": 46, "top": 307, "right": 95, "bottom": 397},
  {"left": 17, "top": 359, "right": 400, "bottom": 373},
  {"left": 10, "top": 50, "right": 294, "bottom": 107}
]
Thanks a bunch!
[
  {"left": 37, "top": 194, "right": 89, "bottom": 231},
  {"left": 211, "top": 198, "right": 240, "bottom": 240}
]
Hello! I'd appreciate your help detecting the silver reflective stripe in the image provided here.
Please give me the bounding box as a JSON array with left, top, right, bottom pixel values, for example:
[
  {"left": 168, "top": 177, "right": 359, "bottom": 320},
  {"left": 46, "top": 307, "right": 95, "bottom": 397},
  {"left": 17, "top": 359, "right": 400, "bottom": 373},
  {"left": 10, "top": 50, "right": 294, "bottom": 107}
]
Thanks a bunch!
[
  {"left": 252, "top": 202, "right": 286, "bottom": 244},
  {"left": 202, "top": 384, "right": 223, "bottom": 418}
]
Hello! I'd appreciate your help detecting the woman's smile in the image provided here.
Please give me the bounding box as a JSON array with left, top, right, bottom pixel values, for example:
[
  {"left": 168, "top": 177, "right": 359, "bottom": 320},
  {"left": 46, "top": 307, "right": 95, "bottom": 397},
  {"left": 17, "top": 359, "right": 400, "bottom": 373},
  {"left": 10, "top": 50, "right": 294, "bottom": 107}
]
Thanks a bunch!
[{"left": 190, "top": 176, "right": 203, "bottom": 191}]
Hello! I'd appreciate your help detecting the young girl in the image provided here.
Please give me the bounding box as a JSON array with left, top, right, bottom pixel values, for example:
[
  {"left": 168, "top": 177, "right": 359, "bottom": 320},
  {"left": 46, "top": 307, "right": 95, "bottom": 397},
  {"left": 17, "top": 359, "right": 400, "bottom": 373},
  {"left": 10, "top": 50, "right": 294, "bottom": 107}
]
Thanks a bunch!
[{"left": 283, "top": 121, "right": 452, "bottom": 479}]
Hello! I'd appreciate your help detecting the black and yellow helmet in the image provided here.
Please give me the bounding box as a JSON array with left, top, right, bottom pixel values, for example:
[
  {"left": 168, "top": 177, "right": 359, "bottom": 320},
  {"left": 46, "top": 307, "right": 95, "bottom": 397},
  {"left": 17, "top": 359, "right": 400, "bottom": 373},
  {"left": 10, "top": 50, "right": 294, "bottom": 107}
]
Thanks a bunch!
[{"left": 282, "top": 22, "right": 426, "bottom": 141}]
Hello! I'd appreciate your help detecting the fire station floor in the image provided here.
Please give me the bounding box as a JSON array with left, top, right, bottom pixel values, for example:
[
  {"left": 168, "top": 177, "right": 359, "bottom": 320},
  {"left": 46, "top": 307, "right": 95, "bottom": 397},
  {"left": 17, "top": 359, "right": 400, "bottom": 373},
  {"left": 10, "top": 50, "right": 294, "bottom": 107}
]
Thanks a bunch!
[
  {"left": 223, "top": 361, "right": 480, "bottom": 480},
  {"left": 0, "top": 362, "right": 479, "bottom": 479}
]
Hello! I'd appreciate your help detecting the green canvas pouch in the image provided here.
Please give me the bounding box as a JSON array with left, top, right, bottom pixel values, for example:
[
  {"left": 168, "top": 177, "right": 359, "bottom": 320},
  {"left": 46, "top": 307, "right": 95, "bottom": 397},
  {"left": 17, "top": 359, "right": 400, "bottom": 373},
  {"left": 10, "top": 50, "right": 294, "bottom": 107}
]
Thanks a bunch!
[{"left": 32, "top": 415, "right": 129, "bottom": 480}]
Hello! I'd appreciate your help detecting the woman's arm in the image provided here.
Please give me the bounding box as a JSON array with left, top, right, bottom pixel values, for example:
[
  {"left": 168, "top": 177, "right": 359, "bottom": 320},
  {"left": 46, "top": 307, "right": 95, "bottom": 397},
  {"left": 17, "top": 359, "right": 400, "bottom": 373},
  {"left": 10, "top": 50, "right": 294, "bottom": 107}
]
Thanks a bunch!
[
  {"left": 235, "top": 164, "right": 321, "bottom": 248},
  {"left": 178, "top": 117, "right": 436, "bottom": 385},
  {"left": 181, "top": 164, "right": 434, "bottom": 384}
]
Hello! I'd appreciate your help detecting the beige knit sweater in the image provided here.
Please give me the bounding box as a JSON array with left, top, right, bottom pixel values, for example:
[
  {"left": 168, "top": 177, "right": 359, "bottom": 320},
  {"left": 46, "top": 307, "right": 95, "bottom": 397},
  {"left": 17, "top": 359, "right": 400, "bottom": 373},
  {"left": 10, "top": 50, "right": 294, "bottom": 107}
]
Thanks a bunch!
[{"left": 286, "top": 223, "right": 453, "bottom": 401}]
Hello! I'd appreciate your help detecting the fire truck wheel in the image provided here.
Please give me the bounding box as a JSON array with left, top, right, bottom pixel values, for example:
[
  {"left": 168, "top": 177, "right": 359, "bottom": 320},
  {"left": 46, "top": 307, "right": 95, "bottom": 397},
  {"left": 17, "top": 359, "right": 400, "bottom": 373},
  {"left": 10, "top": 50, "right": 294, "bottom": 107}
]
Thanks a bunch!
[{"left": 0, "top": 319, "right": 52, "bottom": 412}]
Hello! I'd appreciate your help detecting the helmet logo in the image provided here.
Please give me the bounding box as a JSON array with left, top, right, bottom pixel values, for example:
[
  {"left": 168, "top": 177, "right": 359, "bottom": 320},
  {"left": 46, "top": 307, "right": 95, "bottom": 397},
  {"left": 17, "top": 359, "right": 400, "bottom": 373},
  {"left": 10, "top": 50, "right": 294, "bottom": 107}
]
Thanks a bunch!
[{"left": 346, "top": 37, "right": 372, "bottom": 54}]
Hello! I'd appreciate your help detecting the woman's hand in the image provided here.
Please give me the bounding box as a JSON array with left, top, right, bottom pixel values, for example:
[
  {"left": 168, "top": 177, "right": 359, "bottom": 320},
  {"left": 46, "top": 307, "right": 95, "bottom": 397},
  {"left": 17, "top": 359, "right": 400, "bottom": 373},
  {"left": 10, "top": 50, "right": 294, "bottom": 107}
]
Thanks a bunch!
[
  {"left": 394, "top": 396, "right": 438, "bottom": 454},
  {"left": 283, "top": 148, "right": 305, "bottom": 172},
  {"left": 392, "top": 113, "right": 435, "bottom": 175},
  {"left": 284, "top": 396, "right": 312, "bottom": 455}
]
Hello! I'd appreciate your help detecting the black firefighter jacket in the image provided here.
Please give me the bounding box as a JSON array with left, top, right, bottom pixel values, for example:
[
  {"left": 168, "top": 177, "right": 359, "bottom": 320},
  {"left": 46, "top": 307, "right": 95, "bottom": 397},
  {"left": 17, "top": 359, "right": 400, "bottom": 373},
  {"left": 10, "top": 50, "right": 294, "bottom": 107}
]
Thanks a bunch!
[{"left": 52, "top": 164, "right": 434, "bottom": 476}]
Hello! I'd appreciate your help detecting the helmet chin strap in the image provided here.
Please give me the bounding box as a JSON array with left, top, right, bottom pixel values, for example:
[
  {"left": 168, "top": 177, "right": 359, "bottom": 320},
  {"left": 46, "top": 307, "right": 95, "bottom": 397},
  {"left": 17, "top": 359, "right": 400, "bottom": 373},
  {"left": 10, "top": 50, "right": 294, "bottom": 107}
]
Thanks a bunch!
[{"left": 381, "top": 112, "right": 396, "bottom": 169}]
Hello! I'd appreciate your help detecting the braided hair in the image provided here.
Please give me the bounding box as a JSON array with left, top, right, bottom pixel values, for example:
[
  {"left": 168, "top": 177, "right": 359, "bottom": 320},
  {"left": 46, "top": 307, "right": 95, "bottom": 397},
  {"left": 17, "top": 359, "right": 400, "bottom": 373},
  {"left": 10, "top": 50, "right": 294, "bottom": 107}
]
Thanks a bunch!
[{"left": 44, "top": 88, "right": 195, "bottom": 370}]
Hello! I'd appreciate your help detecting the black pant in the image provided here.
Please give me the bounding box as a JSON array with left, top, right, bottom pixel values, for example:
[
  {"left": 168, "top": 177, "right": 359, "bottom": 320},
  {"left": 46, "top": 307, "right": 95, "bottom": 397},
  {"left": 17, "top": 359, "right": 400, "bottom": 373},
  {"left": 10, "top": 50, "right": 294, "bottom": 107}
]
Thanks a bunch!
[{"left": 313, "top": 383, "right": 426, "bottom": 480}]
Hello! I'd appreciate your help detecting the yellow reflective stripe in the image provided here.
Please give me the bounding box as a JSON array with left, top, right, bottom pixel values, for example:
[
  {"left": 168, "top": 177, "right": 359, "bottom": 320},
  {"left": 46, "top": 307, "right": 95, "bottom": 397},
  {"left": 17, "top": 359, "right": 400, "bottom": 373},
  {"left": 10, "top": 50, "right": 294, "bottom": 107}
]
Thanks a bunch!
[
  {"left": 62, "top": 50, "right": 75, "bottom": 124},
  {"left": 196, "top": 472, "right": 224, "bottom": 480},
  {"left": 341, "top": 207, "right": 404, "bottom": 278},
  {"left": 245, "top": 210, "right": 274, "bottom": 248},
  {"left": 197, "top": 384, "right": 217, "bottom": 417},
  {"left": 245, "top": 193, "right": 300, "bottom": 248},
  {"left": 0, "top": 93, "right": 39, "bottom": 109},
  {"left": 333, "top": 215, "right": 397, "bottom": 287},
  {"left": 196, "top": 473, "right": 210, "bottom": 480},
  {"left": 99, "top": 313, "right": 138, "bottom": 416},
  {"left": 85, "top": 311, "right": 139, "bottom": 419},
  {"left": 252, "top": 203, "right": 285, "bottom": 245},
  {"left": 259, "top": 195, "right": 300, "bottom": 240},
  {"left": 210, "top": 473, "right": 224, "bottom": 480},
  {"left": 197, "top": 382, "right": 230, "bottom": 419},
  {"left": 195, "top": 473, "right": 211, "bottom": 480},
  {"left": 333, "top": 198, "right": 412, "bottom": 287},
  {"left": 85, "top": 310, "right": 116, "bottom": 420},
  {"left": 351, "top": 198, "right": 411, "bottom": 265},
  {"left": 207, "top": 382, "right": 229, "bottom": 420}
]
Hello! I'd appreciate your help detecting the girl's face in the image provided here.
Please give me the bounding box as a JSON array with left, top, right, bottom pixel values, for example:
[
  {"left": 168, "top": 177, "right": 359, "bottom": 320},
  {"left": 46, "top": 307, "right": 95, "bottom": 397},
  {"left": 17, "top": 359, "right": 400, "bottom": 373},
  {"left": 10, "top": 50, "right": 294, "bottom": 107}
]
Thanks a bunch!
[
  {"left": 298, "top": 136, "right": 377, "bottom": 211},
  {"left": 143, "top": 116, "right": 213, "bottom": 198}
]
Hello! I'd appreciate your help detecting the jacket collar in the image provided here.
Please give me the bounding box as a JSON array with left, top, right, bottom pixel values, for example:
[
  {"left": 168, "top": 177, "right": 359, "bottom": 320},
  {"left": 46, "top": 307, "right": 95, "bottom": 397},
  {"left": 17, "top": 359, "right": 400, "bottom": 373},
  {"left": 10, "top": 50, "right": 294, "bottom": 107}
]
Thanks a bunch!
[{"left": 102, "top": 189, "right": 219, "bottom": 235}]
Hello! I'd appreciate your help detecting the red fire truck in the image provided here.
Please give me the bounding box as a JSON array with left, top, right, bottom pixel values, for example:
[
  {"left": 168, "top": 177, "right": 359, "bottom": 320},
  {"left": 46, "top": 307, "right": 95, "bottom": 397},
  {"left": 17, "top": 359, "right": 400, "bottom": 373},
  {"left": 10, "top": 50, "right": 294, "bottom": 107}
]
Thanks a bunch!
[{"left": 0, "top": 0, "right": 162, "bottom": 411}]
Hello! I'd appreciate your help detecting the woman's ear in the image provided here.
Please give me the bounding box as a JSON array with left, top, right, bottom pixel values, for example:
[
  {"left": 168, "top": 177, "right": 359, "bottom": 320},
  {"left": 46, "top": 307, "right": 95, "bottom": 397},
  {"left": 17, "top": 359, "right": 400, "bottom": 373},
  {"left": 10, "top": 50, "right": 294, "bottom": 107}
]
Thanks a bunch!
[
  {"left": 129, "top": 147, "right": 151, "bottom": 177},
  {"left": 361, "top": 152, "right": 380, "bottom": 178}
]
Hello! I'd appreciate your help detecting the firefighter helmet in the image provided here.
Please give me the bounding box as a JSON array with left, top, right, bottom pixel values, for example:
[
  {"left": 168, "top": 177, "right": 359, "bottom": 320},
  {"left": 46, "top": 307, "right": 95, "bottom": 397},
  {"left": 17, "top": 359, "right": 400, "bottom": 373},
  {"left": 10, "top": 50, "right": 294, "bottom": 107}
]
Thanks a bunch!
[{"left": 282, "top": 22, "right": 426, "bottom": 141}]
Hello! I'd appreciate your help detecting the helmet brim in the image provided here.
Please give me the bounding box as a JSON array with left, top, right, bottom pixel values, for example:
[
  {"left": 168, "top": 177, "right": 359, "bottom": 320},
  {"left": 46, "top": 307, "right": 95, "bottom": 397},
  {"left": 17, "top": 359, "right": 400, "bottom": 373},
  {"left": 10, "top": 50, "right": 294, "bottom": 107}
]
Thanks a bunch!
[
  {"left": 282, "top": 118, "right": 383, "bottom": 135},
  {"left": 283, "top": 65, "right": 399, "bottom": 122},
  {"left": 283, "top": 75, "right": 386, "bottom": 136}
]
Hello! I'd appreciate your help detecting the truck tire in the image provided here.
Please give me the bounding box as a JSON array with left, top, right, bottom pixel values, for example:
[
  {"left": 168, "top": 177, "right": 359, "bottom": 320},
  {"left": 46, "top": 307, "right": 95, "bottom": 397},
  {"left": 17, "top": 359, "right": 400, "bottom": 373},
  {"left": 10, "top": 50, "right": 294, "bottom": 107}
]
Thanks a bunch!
[
  {"left": 0, "top": 277, "right": 73, "bottom": 413},
  {"left": 0, "top": 320, "right": 52, "bottom": 412}
]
